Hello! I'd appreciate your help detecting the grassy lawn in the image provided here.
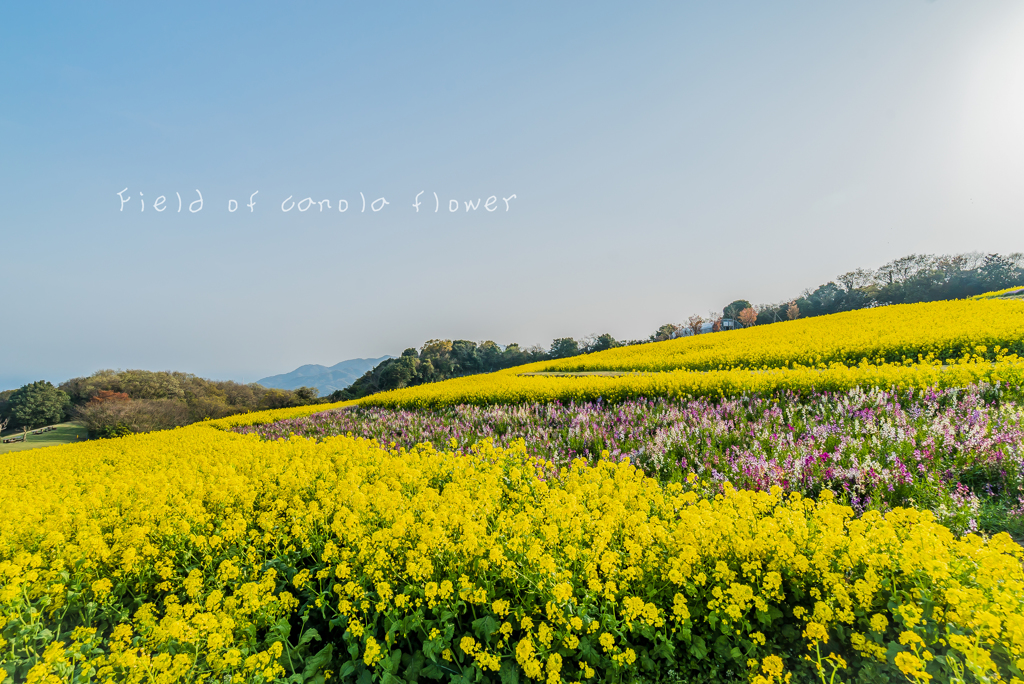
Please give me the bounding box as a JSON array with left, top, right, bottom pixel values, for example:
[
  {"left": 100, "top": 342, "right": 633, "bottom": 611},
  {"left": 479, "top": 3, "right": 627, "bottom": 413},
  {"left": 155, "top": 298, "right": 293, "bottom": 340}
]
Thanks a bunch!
[{"left": 0, "top": 421, "right": 88, "bottom": 454}]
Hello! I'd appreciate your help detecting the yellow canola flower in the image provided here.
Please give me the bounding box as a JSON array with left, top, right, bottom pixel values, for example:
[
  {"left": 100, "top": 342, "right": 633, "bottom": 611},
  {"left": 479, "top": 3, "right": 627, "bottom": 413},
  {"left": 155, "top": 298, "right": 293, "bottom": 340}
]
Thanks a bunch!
[
  {"left": 537, "top": 298, "right": 1024, "bottom": 373},
  {"left": 357, "top": 356, "right": 1024, "bottom": 409},
  {"left": 1, "top": 424, "right": 1024, "bottom": 681},
  {"left": 197, "top": 298, "right": 1024, "bottom": 422}
]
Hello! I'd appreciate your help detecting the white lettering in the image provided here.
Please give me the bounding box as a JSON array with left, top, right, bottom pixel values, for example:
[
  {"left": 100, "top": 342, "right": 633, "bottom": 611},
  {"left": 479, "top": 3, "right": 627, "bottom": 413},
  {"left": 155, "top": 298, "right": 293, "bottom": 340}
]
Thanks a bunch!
[
  {"left": 140, "top": 192, "right": 144, "bottom": 212},
  {"left": 228, "top": 199, "right": 238, "bottom": 212},
  {"left": 318, "top": 199, "right": 331, "bottom": 211},
  {"left": 189, "top": 189, "right": 203, "bottom": 213},
  {"left": 484, "top": 196, "right": 497, "bottom": 212},
  {"left": 177, "top": 192, "right": 182, "bottom": 212},
  {"left": 247, "top": 191, "right": 258, "bottom": 212},
  {"left": 297, "top": 197, "right": 314, "bottom": 212},
  {"left": 503, "top": 194, "right": 516, "bottom": 211},
  {"left": 117, "top": 188, "right": 130, "bottom": 211},
  {"left": 464, "top": 198, "right": 481, "bottom": 211},
  {"left": 338, "top": 199, "right": 348, "bottom": 212},
  {"left": 413, "top": 191, "right": 423, "bottom": 212},
  {"left": 434, "top": 192, "right": 439, "bottom": 212},
  {"left": 371, "top": 197, "right": 389, "bottom": 211},
  {"left": 449, "top": 199, "right": 459, "bottom": 212},
  {"left": 154, "top": 195, "right": 166, "bottom": 212},
  {"left": 360, "top": 192, "right": 366, "bottom": 212},
  {"left": 281, "top": 195, "right": 295, "bottom": 212}
]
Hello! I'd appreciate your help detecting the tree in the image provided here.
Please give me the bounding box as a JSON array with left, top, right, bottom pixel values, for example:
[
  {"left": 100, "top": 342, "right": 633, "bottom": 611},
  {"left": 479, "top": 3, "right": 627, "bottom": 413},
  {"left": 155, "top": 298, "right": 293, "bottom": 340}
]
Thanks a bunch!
[
  {"left": 293, "top": 386, "right": 319, "bottom": 404},
  {"left": 737, "top": 307, "right": 757, "bottom": 327},
  {"left": 378, "top": 356, "right": 417, "bottom": 389},
  {"left": 477, "top": 341, "right": 503, "bottom": 371},
  {"left": 260, "top": 388, "right": 298, "bottom": 410},
  {"left": 723, "top": 300, "right": 752, "bottom": 321},
  {"left": 450, "top": 340, "right": 481, "bottom": 375},
  {"left": 75, "top": 397, "right": 189, "bottom": 438},
  {"left": 649, "top": 324, "right": 679, "bottom": 342},
  {"left": 787, "top": 301, "right": 800, "bottom": 320},
  {"left": 0, "top": 389, "right": 14, "bottom": 424},
  {"left": 587, "top": 333, "right": 619, "bottom": 353},
  {"left": 549, "top": 338, "right": 580, "bottom": 359},
  {"left": 686, "top": 315, "right": 704, "bottom": 336},
  {"left": 91, "top": 390, "right": 131, "bottom": 403},
  {"left": 7, "top": 381, "right": 70, "bottom": 429},
  {"left": 708, "top": 311, "right": 723, "bottom": 332},
  {"left": 419, "top": 339, "right": 453, "bottom": 358},
  {"left": 837, "top": 268, "right": 873, "bottom": 291}
]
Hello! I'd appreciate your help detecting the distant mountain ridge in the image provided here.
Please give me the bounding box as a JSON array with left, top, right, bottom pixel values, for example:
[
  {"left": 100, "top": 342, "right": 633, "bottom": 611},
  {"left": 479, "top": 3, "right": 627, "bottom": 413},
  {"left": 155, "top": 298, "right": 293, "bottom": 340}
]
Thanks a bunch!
[{"left": 256, "top": 356, "right": 392, "bottom": 396}]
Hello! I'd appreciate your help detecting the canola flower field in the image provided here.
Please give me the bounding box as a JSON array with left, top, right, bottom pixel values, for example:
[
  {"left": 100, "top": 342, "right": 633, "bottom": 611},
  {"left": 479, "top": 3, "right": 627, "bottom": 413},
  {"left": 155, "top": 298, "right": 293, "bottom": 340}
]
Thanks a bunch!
[
  {"left": 239, "top": 384, "right": 1024, "bottom": 537},
  {"left": 4, "top": 297, "right": 1024, "bottom": 683},
  {"left": 535, "top": 299, "right": 1024, "bottom": 374}
]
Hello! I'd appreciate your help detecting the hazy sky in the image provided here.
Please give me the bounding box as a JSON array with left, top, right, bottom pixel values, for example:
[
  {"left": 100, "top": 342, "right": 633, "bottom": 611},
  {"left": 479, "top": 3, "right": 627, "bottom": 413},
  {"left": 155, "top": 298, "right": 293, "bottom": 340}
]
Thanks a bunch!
[{"left": 2, "top": 1, "right": 1023, "bottom": 389}]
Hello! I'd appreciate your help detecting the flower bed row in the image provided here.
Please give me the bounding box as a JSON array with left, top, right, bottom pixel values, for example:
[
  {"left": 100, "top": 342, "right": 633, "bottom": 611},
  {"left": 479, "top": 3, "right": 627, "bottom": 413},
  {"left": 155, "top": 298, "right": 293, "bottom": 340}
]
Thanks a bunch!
[{"left": 241, "top": 384, "right": 1024, "bottom": 537}]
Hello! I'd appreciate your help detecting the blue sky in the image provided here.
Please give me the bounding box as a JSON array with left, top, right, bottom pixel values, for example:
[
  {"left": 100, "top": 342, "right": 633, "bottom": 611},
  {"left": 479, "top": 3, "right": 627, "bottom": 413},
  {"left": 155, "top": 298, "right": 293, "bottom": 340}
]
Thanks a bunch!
[{"left": 2, "top": 1, "right": 1023, "bottom": 389}]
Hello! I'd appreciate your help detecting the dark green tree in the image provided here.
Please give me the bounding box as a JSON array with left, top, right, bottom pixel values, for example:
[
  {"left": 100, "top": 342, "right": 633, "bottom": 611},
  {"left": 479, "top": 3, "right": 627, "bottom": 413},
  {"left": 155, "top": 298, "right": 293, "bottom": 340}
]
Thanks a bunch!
[
  {"left": 450, "top": 340, "right": 480, "bottom": 375},
  {"left": 293, "top": 386, "right": 319, "bottom": 404},
  {"left": 7, "top": 381, "right": 70, "bottom": 429},
  {"left": 549, "top": 338, "right": 580, "bottom": 359},
  {"left": 0, "top": 389, "right": 14, "bottom": 423},
  {"left": 478, "top": 341, "right": 503, "bottom": 372},
  {"left": 723, "top": 300, "right": 753, "bottom": 320},
  {"left": 587, "top": 333, "right": 619, "bottom": 353},
  {"left": 379, "top": 356, "right": 418, "bottom": 389}
]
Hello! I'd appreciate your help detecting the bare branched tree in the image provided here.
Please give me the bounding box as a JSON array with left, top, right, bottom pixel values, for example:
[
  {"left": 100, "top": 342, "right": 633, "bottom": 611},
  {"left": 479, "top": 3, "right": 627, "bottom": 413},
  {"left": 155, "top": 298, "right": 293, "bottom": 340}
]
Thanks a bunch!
[
  {"left": 738, "top": 307, "right": 757, "bottom": 327},
  {"left": 787, "top": 301, "right": 800, "bottom": 320},
  {"left": 708, "top": 310, "right": 723, "bottom": 332}
]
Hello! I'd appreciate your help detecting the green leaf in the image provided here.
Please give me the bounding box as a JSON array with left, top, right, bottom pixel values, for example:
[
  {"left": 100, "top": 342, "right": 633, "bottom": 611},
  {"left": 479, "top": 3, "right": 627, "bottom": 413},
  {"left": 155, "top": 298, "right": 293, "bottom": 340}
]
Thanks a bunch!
[
  {"left": 452, "top": 667, "right": 476, "bottom": 684},
  {"left": 713, "top": 635, "right": 733, "bottom": 658},
  {"left": 578, "top": 636, "right": 599, "bottom": 660},
  {"left": 471, "top": 615, "right": 500, "bottom": 642},
  {"left": 422, "top": 637, "right": 442, "bottom": 660},
  {"left": 420, "top": 663, "right": 445, "bottom": 680},
  {"left": 298, "top": 627, "right": 322, "bottom": 648},
  {"left": 269, "top": 616, "right": 292, "bottom": 643},
  {"left": 302, "top": 644, "right": 334, "bottom": 679},
  {"left": 689, "top": 636, "right": 708, "bottom": 660},
  {"left": 381, "top": 672, "right": 406, "bottom": 684},
  {"left": 499, "top": 659, "right": 520, "bottom": 684},
  {"left": 386, "top": 649, "right": 403, "bottom": 674},
  {"left": 404, "top": 651, "right": 426, "bottom": 682}
]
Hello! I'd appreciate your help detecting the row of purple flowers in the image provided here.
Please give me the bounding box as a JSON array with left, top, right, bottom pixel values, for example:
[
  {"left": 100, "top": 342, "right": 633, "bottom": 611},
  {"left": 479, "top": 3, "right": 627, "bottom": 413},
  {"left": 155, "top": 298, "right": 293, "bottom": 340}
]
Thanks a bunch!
[{"left": 237, "top": 384, "right": 1024, "bottom": 535}]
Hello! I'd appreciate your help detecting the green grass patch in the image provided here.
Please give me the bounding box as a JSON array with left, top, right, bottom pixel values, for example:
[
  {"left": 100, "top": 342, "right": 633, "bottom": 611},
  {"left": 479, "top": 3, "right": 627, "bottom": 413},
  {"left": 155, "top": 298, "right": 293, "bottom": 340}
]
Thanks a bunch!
[{"left": 0, "top": 421, "right": 88, "bottom": 454}]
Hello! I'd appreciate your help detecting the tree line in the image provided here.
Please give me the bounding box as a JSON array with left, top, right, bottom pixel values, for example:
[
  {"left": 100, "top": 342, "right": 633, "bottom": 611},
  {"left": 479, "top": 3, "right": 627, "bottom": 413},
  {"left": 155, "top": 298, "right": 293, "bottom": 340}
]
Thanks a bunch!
[
  {"left": 328, "top": 335, "right": 623, "bottom": 401},
  {"left": 645, "top": 251, "right": 1024, "bottom": 340},
  {"left": 762, "top": 251, "right": 1023, "bottom": 322},
  {"left": 334, "top": 251, "right": 1024, "bottom": 399},
  {"left": 0, "top": 370, "right": 321, "bottom": 438}
]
